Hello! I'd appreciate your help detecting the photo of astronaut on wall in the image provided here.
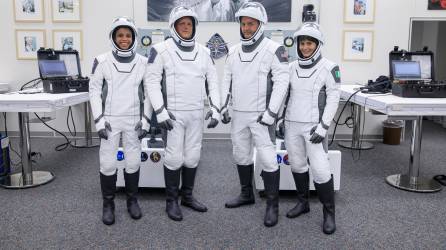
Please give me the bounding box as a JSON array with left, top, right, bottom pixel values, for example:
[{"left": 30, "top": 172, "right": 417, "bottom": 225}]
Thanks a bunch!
[{"left": 147, "top": 0, "right": 291, "bottom": 22}]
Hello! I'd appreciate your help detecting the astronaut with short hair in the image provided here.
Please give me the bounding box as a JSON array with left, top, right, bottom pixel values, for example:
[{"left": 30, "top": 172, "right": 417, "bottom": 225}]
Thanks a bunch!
[
  {"left": 144, "top": 6, "right": 220, "bottom": 222},
  {"left": 220, "top": 2, "right": 289, "bottom": 227},
  {"left": 280, "top": 22, "right": 341, "bottom": 234},
  {"left": 90, "top": 17, "right": 152, "bottom": 225}
]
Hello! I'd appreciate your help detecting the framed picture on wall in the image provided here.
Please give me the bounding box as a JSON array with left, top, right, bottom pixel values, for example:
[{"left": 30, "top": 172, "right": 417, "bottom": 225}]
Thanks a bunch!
[
  {"left": 52, "top": 30, "right": 83, "bottom": 59},
  {"left": 344, "top": 0, "right": 375, "bottom": 23},
  {"left": 147, "top": 0, "right": 291, "bottom": 22},
  {"left": 51, "top": 0, "right": 81, "bottom": 22},
  {"left": 13, "top": 0, "right": 45, "bottom": 22},
  {"left": 15, "top": 29, "right": 46, "bottom": 60},
  {"left": 428, "top": 0, "right": 446, "bottom": 10},
  {"left": 342, "top": 30, "right": 374, "bottom": 61}
]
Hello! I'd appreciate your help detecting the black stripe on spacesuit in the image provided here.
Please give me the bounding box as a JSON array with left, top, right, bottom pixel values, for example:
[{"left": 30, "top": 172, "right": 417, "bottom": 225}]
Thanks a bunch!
[
  {"left": 101, "top": 79, "right": 108, "bottom": 115},
  {"left": 94, "top": 114, "right": 103, "bottom": 124},
  {"left": 161, "top": 69, "right": 167, "bottom": 108},
  {"left": 204, "top": 80, "right": 219, "bottom": 112},
  {"left": 112, "top": 63, "right": 135, "bottom": 73},
  {"left": 221, "top": 81, "right": 232, "bottom": 110},
  {"left": 175, "top": 51, "right": 198, "bottom": 61},
  {"left": 317, "top": 86, "right": 327, "bottom": 124},
  {"left": 155, "top": 106, "right": 165, "bottom": 115},
  {"left": 91, "top": 58, "right": 99, "bottom": 74},
  {"left": 147, "top": 47, "right": 158, "bottom": 64},
  {"left": 138, "top": 81, "right": 144, "bottom": 120},
  {"left": 296, "top": 69, "right": 316, "bottom": 78},
  {"left": 280, "top": 85, "right": 291, "bottom": 119},
  {"left": 265, "top": 71, "right": 273, "bottom": 109}
]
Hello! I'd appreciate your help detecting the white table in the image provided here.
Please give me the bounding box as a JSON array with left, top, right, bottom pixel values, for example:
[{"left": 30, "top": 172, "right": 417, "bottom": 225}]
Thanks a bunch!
[
  {"left": 340, "top": 84, "right": 446, "bottom": 192},
  {"left": 0, "top": 92, "right": 89, "bottom": 188}
]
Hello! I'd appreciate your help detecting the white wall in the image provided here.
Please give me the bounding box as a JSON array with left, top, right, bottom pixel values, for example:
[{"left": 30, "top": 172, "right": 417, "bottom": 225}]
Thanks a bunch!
[{"left": 1, "top": 0, "right": 445, "bottom": 137}]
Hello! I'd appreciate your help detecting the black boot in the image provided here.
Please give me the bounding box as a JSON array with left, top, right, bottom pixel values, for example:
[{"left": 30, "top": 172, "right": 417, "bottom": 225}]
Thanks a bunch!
[
  {"left": 225, "top": 164, "right": 255, "bottom": 208},
  {"left": 124, "top": 169, "right": 142, "bottom": 220},
  {"left": 314, "top": 177, "right": 336, "bottom": 234},
  {"left": 180, "top": 167, "right": 207, "bottom": 212},
  {"left": 286, "top": 171, "right": 310, "bottom": 218},
  {"left": 262, "top": 169, "right": 280, "bottom": 227},
  {"left": 164, "top": 166, "right": 183, "bottom": 221},
  {"left": 100, "top": 172, "right": 117, "bottom": 226}
]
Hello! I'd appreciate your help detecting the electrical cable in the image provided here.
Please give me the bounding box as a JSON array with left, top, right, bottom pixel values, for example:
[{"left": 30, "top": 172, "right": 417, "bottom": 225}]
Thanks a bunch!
[
  {"left": 33, "top": 113, "right": 71, "bottom": 151},
  {"left": 328, "top": 88, "right": 362, "bottom": 147},
  {"left": 20, "top": 77, "right": 41, "bottom": 90}
]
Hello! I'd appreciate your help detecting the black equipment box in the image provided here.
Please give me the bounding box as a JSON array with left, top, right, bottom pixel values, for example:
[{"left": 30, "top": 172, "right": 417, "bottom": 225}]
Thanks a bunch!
[
  {"left": 389, "top": 46, "right": 446, "bottom": 98},
  {"left": 391, "top": 80, "right": 446, "bottom": 98},
  {"left": 37, "top": 48, "right": 89, "bottom": 93}
]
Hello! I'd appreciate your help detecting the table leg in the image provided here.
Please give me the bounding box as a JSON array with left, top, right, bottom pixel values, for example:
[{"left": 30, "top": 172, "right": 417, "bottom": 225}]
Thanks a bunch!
[
  {"left": 338, "top": 103, "right": 374, "bottom": 150},
  {"left": 0, "top": 112, "right": 55, "bottom": 188},
  {"left": 72, "top": 102, "right": 99, "bottom": 147},
  {"left": 386, "top": 116, "right": 442, "bottom": 192}
]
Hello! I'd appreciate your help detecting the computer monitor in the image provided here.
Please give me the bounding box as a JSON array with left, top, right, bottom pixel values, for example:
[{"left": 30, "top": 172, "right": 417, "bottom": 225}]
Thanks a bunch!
[
  {"left": 38, "top": 60, "right": 68, "bottom": 78},
  {"left": 392, "top": 60, "right": 422, "bottom": 79}
]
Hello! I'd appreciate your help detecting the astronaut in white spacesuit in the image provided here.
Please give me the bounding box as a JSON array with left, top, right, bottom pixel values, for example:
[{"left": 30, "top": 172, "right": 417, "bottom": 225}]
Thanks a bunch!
[
  {"left": 89, "top": 17, "right": 152, "bottom": 225},
  {"left": 220, "top": 2, "right": 289, "bottom": 227},
  {"left": 144, "top": 6, "right": 220, "bottom": 222},
  {"left": 280, "top": 22, "right": 340, "bottom": 234}
]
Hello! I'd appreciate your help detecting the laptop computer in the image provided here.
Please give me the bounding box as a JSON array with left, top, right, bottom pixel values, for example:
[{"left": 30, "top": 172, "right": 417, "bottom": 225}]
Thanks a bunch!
[
  {"left": 38, "top": 60, "right": 68, "bottom": 78},
  {"left": 392, "top": 60, "right": 430, "bottom": 82}
]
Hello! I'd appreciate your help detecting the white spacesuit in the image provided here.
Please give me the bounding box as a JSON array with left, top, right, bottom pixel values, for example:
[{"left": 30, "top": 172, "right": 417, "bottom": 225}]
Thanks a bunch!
[
  {"left": 220, "top": 2, "right": 289, "bottom": 227},
  {"left": 89, "top": 17, "right": 151, "bottom": 225},
  {"left": 282, "top": 22, "right": 340, "bottom": 234},
  {"left": 144, "top": 6, "right": 220, "bottom": 221}
]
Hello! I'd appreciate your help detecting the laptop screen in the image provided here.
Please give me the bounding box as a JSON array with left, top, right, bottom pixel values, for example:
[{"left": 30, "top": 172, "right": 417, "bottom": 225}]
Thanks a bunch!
[
  {"left": 39, "top": 60, "right": 68, "bottom": 78},
  {"left": 392, "top": 60, "right": 422, "bottom": 79}
]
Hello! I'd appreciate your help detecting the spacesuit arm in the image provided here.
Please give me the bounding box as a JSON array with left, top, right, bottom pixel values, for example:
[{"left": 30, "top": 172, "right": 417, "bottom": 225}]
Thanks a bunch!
[
  {"left": 144, "top": 47, "right": 170, "bottom": 122},
  {"left": 205, "top": 54, "right": 221, "bottom": 120},
  {"left": 317, "top": 65, "right": 341, "bottom": 135},
  {"left": 142, "top": 90, "right": 153, "bottom": 131},
  {"left": 266, "top": 46, "right": 290, "bottom": 117},
  {"left": 89, "top": 57, "right": 107, "bottom": 131},
  {"left": 220, "top": 53, "right": 233, "bottom": 123}
]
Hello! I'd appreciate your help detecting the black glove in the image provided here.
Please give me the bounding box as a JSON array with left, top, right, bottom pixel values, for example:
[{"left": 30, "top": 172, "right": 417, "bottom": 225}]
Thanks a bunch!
[
  {"left": 159, "top": 111, "right": 176, "bottom": 131},
  {"left": 98, "top": 121, "right": 112, "bottom": 140},
  {"left": 134, "top": 121, "right": 149, "bottom": 140},
  {"left": 221, "top": 108, "right": 231, "bottom": 124},
  {"left": 205, "top": 109, "right": 219, "bottom": 129},
  {"left": 309, "top": 125, "right": 324, "bottom": 144},
  {"left": 276, "top": 119, "right": 285, "bottom": 139}
]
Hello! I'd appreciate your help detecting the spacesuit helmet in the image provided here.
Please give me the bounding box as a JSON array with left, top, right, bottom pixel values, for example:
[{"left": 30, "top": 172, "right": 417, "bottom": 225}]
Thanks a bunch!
[
  {"left": 235, "top": 1, "right": 268, "bottom": 46},
  {"left": 293, "top": 22, "right": 324, "bottom": 65},
  {"left": 168, "top": 6, "right": 199, "bottom": 47},
  {"left": 109, "top": 16, "right": 138, "bottom": 58}
]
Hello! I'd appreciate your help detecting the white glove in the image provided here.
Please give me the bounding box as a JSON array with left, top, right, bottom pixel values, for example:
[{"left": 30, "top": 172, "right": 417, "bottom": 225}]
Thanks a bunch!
[{"left": 257, "top": 110, "right": 275, "bottom": 126}]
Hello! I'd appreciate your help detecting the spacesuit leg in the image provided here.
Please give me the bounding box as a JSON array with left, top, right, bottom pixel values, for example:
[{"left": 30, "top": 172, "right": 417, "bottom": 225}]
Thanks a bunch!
[
  {"left": 181, "top": 110, "right": 207, "bottom": 212},
  {"left": 284, "top": 121, "right": 310, "bottom": 219},
  {"left": 122, "top": 118, "right": 142, "bottom": 220},
  {"left": 163, "top": 111, "right": 185, "bottom": 221},
  {"left": 303, "top": 123, "right": 335, "bottom": 234},
  {"left": 250, "top": 119, "right": 278, "bottom": 173},
  {"left": 164, "top": 111, "right": 185, "bottom": 171},
  {"left": 98, "top": 119, "right": 121, "bottom": 226},
  {"left": 225, "top": 111, "right": 256, "bottom": 208},
  {"left": 251, "top": 115, "right": 280, "bottom": 227}
]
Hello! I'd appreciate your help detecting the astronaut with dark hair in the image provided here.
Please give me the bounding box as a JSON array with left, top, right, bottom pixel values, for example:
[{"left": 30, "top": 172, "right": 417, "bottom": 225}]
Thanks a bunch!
[
  {"left": 90, "top": 17, "right": 152, "bottom": 225},
  {"left": 279, "top": 22, "right": 341, "bottom": 234},
  {"left": 144, "top": 6, "right": 220, "bottom": 222}
]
